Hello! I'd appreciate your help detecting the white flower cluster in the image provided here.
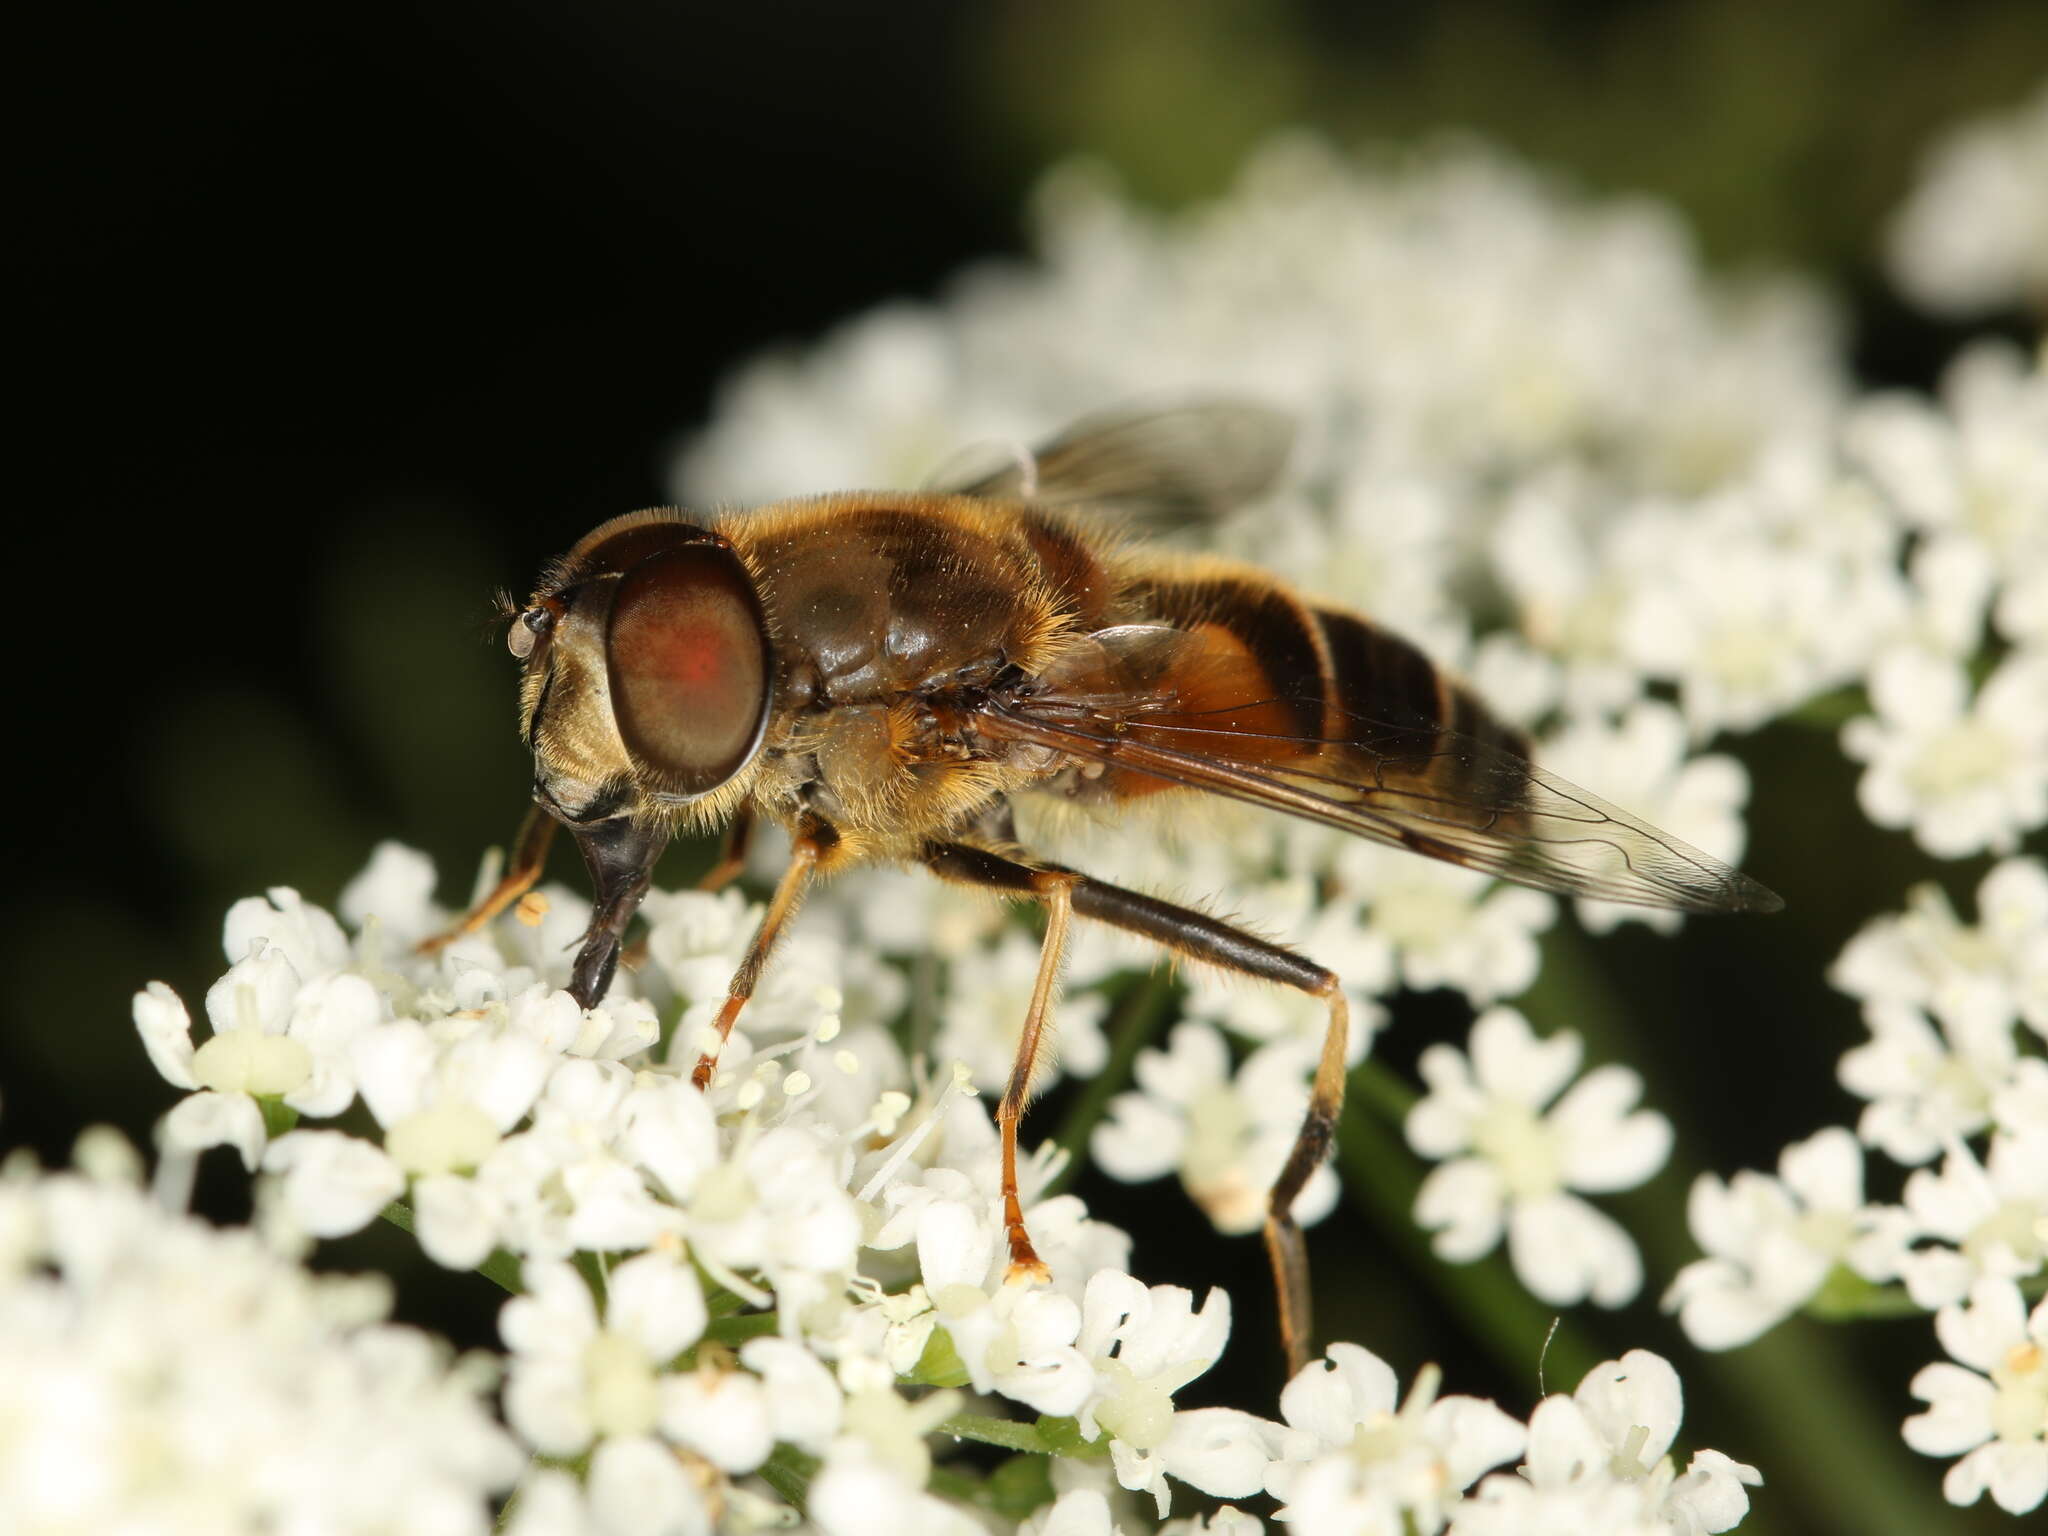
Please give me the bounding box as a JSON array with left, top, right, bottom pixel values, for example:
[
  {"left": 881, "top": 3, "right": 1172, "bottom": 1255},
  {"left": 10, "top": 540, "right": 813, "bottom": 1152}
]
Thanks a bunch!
[
  {"left": 1668, "top": 858, "right": 2048, "bottom": 1514},
  {"left": 678, "top": 130, "right": 2047, "bottom": 1343},
  {"left": 0, "top": 1128, "right": 520, "bottom": 1532},
  {"left": 130, "top": 857, "right": 1265, "bottom": 1529},
  {"left": 125, "top": 861, "right": 1758, "bottom": 1533},
  {"left": 1887, "top": 79, "right": 2048, "bottom": 317},
  {"left": 98, "top": 115, "right": 2048, "bottom": 1529}
]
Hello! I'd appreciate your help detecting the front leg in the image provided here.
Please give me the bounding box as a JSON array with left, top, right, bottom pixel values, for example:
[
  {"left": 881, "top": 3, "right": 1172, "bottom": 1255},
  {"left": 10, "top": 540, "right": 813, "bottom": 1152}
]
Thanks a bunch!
[
  {"left": 418, "top": 804, "right": 558, "bottom": 955},
  {"left": 920, "top": 841, "right": 1077, "bottom": 1281},
  {"left": 687, "top": 816, "right": 831, "bottom": 1090}
]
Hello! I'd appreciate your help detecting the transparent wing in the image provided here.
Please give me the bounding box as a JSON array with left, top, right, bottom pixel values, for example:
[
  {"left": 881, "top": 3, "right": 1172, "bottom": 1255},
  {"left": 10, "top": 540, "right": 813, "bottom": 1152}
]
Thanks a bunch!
[
  {"left": 926, "top": 401, "right": 1295, "bottom": 527},
  {"left": 980, "top": 645, "right": 1780, "bottom": 915}
]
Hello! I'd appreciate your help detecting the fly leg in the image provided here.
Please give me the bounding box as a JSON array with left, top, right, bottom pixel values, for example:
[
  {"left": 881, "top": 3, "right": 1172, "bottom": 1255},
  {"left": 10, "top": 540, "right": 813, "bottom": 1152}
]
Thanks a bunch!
[
  {"left": 921, "top": 841, "right": 1079, "bottom": 1281},
  {"left": 693, "top": 806, "right": 757, "bottom": 895},
  {"left": 924, "top": 841, "right": 1346, "bottom": 1372},
  {"left": 689, "top": 821, "right": 826, "bottom": 1090},
  {"left": 418, "top": 804, "right": 558, "bottom": 954}
]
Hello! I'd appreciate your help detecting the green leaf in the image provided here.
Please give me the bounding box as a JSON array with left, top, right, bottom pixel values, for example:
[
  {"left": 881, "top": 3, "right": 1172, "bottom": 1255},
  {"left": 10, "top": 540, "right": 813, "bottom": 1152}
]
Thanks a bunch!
[
  {"left": 1031, "top": 1414, "right": 1110, "bottom": 1460},
  {"left": 756, "top": 1443, "right": 819, "bottom": 1513},
  {"left": 984, "top": 1454, "right": 1058, "bottom": 1519},
  {"left": 937, "top": 1412, "right": 1052, "bottom": 1454}
]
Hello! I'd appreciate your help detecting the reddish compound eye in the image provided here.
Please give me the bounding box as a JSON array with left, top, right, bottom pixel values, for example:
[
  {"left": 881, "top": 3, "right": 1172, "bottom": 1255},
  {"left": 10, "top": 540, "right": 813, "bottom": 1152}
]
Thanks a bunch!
[{"left": 605, "top": 544, "right": 771, "bottom": 797}]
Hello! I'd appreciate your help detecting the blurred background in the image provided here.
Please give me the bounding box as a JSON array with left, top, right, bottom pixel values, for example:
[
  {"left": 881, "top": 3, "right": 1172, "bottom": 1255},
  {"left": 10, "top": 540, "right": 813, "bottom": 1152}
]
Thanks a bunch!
[{"left": 14, "top": 4, "right": 2048, "bottom": 1532}]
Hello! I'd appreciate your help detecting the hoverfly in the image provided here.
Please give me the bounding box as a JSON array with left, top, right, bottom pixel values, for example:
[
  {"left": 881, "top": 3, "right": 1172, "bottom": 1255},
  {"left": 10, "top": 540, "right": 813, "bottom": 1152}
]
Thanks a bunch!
[{"left": 434, "top": 403, "right": 1780, "bottom": 1371}]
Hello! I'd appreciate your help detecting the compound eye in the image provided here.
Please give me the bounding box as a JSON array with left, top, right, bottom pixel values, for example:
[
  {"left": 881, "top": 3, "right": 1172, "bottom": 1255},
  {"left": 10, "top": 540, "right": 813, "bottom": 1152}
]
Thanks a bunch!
[{"left": 605, "top": 544, "right": 771, "bottom": 797}]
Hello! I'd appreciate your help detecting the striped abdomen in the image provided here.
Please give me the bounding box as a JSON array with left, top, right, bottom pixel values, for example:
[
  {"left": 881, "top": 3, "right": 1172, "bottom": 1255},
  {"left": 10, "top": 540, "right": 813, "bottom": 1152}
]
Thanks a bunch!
[{"left": 1105, "top": 565, "right": 1534, "bottom": 841}]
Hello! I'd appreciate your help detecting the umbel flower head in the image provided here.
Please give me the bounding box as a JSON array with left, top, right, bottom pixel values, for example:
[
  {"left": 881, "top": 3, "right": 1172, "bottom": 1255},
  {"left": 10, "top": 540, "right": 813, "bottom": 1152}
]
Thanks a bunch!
[
  {"left": 0, "top": 1128, "right": 521, "bottom": 1532},
  {"left": 95, "top": 102, "right": 2048, "bottom": 1530}
]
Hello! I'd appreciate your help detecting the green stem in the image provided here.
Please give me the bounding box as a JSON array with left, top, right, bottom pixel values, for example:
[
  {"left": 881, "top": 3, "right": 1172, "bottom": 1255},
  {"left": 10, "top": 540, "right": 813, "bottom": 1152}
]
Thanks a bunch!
[
  {"left": 1044, "top": 970, "right": 1175, "bottom": 1195},
  {"left": 1805, "top": 1269, "right": 1933, "bottom": 1322},
  {"left": 1807, "top": 1267, "right": 2048, "bottom": 1321},
  {"left": 704, "top": 1311, "right": 782, "bottom": 1345}
]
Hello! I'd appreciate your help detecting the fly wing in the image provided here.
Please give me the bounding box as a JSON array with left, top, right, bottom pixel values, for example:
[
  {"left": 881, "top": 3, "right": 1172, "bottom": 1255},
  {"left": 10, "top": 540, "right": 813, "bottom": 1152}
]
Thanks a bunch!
[
  {"left": 981, "top": 630, "right": 1780, "bottom": 915},
  {"left": 926, "top": 402, "right": 1295, "bottom": 528}
]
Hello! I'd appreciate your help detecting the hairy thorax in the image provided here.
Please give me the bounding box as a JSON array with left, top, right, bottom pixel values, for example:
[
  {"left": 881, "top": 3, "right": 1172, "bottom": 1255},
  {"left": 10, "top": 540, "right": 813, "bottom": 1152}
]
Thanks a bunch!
[{"left": 722, "top": 493, "right": 1104, "bottom": 860}]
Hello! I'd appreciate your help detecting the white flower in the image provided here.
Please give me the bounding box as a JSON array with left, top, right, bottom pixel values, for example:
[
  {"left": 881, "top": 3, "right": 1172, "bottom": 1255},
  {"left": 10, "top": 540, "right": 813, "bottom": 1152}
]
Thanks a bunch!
[
  {"left": 340, "top": 839, "right": 451, "bottom": 949},
  {"left": 808, "top": 1430, "right": 985, "bottom": 1536},
  {"left": 223, "top": 884, "right": 352, "bottom": 979},
  {"left": 1904, "top": 1277, "right": 2048, "bottom": 1514},
  {"left": 1490, "top": 473, "right": 1657, "bottom": 719},
  {"left": 263, "top": 1127, "right": 408, "bottom": 1238},
  {"left": 645, "top": 886, "right": 844, "bottom": 1055},
  {"left": 1885, "top": 82, "right": 2048, "bottom": 315},
  {"left": 1071, "top": 1271, "right": 1254, "bottom": 1513},
  {"left": 678, "top": 136, "right": 1838, "bottom": 523},
  {"left": 1265, "top": 1344, "right": 1524, "bottom": 1533},
  {"left": 585, "top": 1437, "right": 714, "bottom": 1536},
  {"left": 739, "top": 1333, "right": 845, "bottom": 1453},
  {"left": 0, "top": 1139, "right": 520, "bottom": 1533},
  {"left": 1664, "top": 1127, "right": 1902, "bottom": 1349},
  {"left": 1837, "top": 998, "right": 2017, "bottom": 1165},
  {"left": 659, "top": 1364, "right": 774, "bottom": 1473},
  {"left": 1091, "top": 1022, "right": 1338, "bottom": 1235},
  {"left": 1460, "top": 1351, "right": 1760, "bottom": 1535},
  {"left": 136, "top": 939, "right": 379, "bottom": 1169},
  {"left": 1843, "top": 342, "right": 2048, "bottom": 645},
  {"left": 1160, "top": 1508, "right": 1263, "bottom": 1536},
  {"left": 500, "top": 1251, "right": 707, "bottom": 1456},
  {"left": 1831, "top": 858, "right": 2048, "bottom": 1047},
  {"left": 1616, "top": 455, "right": 1908, "bottom": 738},
  {"left": 502, "top": 1440, "right": 714, "bottom": 1536},
  {"left": 1893, "top": 1131, "right": 2048, "bottom": 1309},
  {"left": 1019, "top": 1487, "right": 1123, "bottom": 1536},
  {"left": 683, "top": 1120, "right": 863, "bottom": 1317},
  {"left": 1336, "top": 845, "right": 1555, "bottom": 1006},
  {"left": 1407, "top": 1007, "right": 1671, "bottom": 1306},
  {"left": 1842, "top": 645, "right": 2048, "bottom": 859},
  {"left": 910, "top": 1194, "right": 1092, "bottom": 1416},
  {"left": 1995, "top": 1057, "right": 2048, "bottom": 1138}
]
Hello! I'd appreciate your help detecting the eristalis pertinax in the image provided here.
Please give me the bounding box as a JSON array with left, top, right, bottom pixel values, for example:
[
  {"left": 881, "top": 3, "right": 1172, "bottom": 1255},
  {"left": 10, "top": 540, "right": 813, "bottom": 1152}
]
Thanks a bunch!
[{"left": 429, "top": 404, "right": 1780, "bottom": 1370}]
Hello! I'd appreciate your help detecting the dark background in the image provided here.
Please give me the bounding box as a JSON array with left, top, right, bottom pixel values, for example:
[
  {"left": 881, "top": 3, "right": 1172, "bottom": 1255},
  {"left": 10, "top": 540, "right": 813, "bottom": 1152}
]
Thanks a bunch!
[{"left": 14, "top": 5, "right": 2046, "bottom": 1532}]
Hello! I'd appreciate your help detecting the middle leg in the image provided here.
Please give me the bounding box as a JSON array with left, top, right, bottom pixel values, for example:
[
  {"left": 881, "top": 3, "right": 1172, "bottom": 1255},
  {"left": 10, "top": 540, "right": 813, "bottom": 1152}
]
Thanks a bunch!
[
  {"left": 921, "top": 840, "right": 1077, "bottom": 1281},
  {"left": 922, "top": 840, "right": 1347, "bottom": 1370}
]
